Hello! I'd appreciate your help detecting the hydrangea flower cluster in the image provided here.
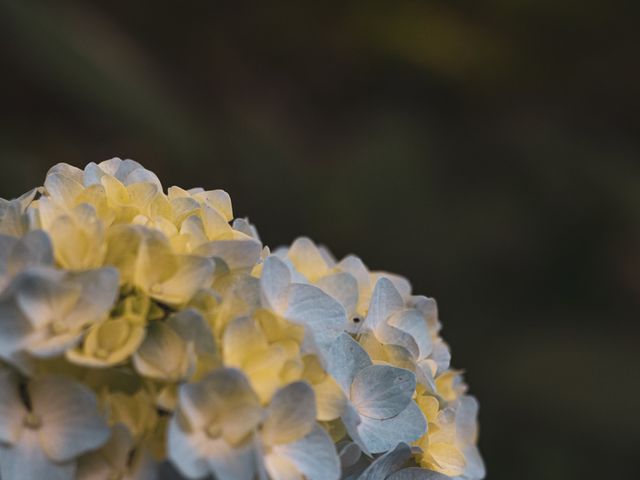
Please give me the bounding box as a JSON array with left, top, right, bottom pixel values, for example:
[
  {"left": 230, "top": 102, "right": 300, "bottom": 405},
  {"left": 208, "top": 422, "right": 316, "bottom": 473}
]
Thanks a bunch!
[{"left": 0, "top": 159, "right": 485, "bottom": 480}]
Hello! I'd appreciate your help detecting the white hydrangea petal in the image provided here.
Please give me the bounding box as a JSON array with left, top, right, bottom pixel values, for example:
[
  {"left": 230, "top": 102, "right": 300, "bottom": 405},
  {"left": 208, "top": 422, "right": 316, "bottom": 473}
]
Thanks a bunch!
[
  {"left": 133, "top": 322, "right": 190, "bottom": 380},
  {"left": 359, "top": 442, "right": 412, "bottom": 480},
  {"left": 205, "top": 438, "right": 257, "bottom": 480},
  {"left": 67, "top": 267, "right": 120, "bottom": 328},
  {"left": 97, "top": 158, "right": 125, "bottom": 176},
  {"left": 387, "top": 468, "right": 452, "bottom": 480},
  {"left": 0, "top": 300, "right": 32, "bottom": 357},
  {"left": 262, "top": 382, "right": 316, "bottom": 445},
  {"left": 0, "top": 430, "right": 75, "bottom": 480},
  {"left": 31, "top": 376, "right": 110, "bottom": 462},
  {"left": 456, "top": 396, "right": 480, "bottom": 442},
  {"left": 167, "top": 308, "right": 216, "bottom": 356},
  {"left": 179, "top": 368, "right": 260, "bottom": 430},
  {"left": 0, "top": 189, "right": 36, "bottom": 237},
  {"left": 7, "top": 230, "right": 54, "bottom": 273},
  {"left": 341, "top": 402, "right": 368, "bottom": 456},
  {"left": 0, "top": 370, "right": 26, "bottom": 444},
  {"left": 196, "top": 238, "right": 262, "bottom": 271},
  {"left": 232, "top": 218, "right": 260, "bottom": 240},
  {"left": 202, "top": 204, "right": 233, "bottom": 239},
  {"left": 260, "top": 256, "right": 291, "bottom": 314},
  {"left": 270, "top": 425, "right": 340, "bottom": 480},
  {"left": 315, "top": 272, "right": 358, "bottom": 316},
  {"left": 264, "top": 453, "right": 303, "bottom": 480},
  {"left": 364, "top": 277, "right": 404, "bottom": 331},
  {"left": 111, "top": 158, "right": 143, "bottom": 180},
  {"left": 124, "top": 167, "right": 162, "bottom": 189},
  {"left": 285, "top": 283, "right": 347, "bottom": 354},
  {"left": 461, "top": 444, "right": 486, "bottom": 480},
  {"left": 432, "top": 340, "right": 452, "bottom": 374},
  {"left": 374, "top": 323, "right": 420, "bottom": 359},
  {"left": 335, "top": 255, "right": 370, "bottom": 290},
  {"left": 24, "top": 330, "right": 83, "bottom": 358},
  {"left": 150, "top": 255, "right": 214, "bottom": 306},
  {"left": 47, "top": 163, "right": 84, "bottom": 183},
  {"left": 196, "top": 189, "right": 233, "bottom": 221},
  {"left": 44, "top": 172, "right": 83, "bottom": 206},
  {"left": 410, "top": 296, "right": 440, "bottom": 333},
  {"left": 388, "top": 309, "right": 433, "bottom": 360},
  {"left": 357, "top": 401, "right": 427, "bottom": 454},
  {"left": 167, "top": 416, "right": 209, "bottom": 479},
  {"left": 15, "top": 267, "right": 75, "bottom": 330},
  {"left": 351, "top": 365, "right": 416, "bottom": 420},
  {"left": 82, "top": 162, "right": 107, "bottom": 186},
  {"left": 326, "top": 334, "right": 371, "bottom": 392},
  {"left": 287, "top": 237, "right": 330, "bottom": 281},
  {"left": 374, "top": 273, "right": 412, "bottom": 299}
]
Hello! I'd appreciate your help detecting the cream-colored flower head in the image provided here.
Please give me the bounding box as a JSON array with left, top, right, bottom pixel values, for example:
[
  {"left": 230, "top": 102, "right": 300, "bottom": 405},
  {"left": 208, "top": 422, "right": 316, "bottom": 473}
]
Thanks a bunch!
[{"left": 0, "top": 160, "right": 483, "bottom": 480}]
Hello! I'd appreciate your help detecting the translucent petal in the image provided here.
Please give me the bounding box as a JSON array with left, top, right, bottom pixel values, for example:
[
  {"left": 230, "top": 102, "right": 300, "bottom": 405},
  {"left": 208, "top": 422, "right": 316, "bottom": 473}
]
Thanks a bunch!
[
  {"left": 287, "top": 237, "right": 330, "bottom": 281},
  {"left": 388, "top": 309, "right": 433, "bottom": 360},
  {"left": 167, "top": 417, "right": 209, "bottom": 479},
  {"left": 326, "top": 334, "right": 371, "bottom": 393},
  {"left": 195, "top": 189, "right": 233, "bottom": 221},
  {"left": 359, "top": 442, "right": 412, "bottom": 480},
  {"left": 262, "top": 382, "right": 316, "bottom": 445},
  {"left": 424, "top": 442, "right": 466, "bottom": 477},
  {"left": 260, "top": 256, "right": 291, "bottom": 314},
  {"left": 32, "top": 376, "right": 110, "bottom": 462},
  {"left": 196, "top": 237, "right": 262, "bottom": 271},
  {"left": 44, "top": 172, "right": 84, "bottom": 206},
  {"left": 315, "top": 272, "right": 358, "bottom": 316},
  {"left": 150, "top": 254, "right": 214, "bottom": 306},
  {"left": 222, "top": 316, "right": 268, "bottom": 367},
  {"left": 270, "top": 425, "right": 340, "bottom": 480},
  {"left": 285, "top": 284, "right": 347, "bottom": 354},
  {"left": 0, "top": 430, "right": 75, "bottom": 480},
  {"left": 364, "top": 277, "right": 404, "bottom": 331},
  {"left": 133, "top": 322, "right": 191, "bottom": 381},
  {"left": 205, "top": 438, "right": 257, "bottom": 480},
  {"left": 351, "top": 365, "right": 416, "bottom": 420},
  {"left": 357, "top": 402, "right": 427, "bottom": 454},
  {"left": 264, "top": 453, "right": 303, "bottom": 480}
]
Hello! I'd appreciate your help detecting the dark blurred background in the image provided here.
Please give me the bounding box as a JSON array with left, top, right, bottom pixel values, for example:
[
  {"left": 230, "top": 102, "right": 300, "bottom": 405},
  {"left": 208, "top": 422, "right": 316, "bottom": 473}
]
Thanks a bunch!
[{"left": 1, "top": 1, "right": 639, "bottom": 478}]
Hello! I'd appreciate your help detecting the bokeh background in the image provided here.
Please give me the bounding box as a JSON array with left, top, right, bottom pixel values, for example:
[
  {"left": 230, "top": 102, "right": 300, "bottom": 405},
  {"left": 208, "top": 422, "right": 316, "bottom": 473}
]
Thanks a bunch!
[{"left": 1, "top": 1, "right": 639, "bottom": 478}]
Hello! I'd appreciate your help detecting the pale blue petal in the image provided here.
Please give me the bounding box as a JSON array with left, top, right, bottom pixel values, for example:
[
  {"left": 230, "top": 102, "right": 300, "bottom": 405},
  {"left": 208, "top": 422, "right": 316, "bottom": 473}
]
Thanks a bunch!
[
  {"left": 364, "top": 278, "right": 403, "bottom": 331},
  {"left": 316, "top": 272, "right": 359, "bottom": 316},
  {"left": 260, "top": 256, "right": 291, "bottom": 313},
  {"left": 0, "top": 430, "right": 75, "bottom": 480},
  {"left": 285, "top": 284, "right": 347, "bottom": 354},
  {"left": 272, "top": 425, "right": 340, "bottom": 480},
  {"left": 263, "top": 382, "right": 316, "bottom": 445},
  {"left": 357, "top": 402, "right": 427, "bottom": 454},
  {"left": 326, "top": 334, "right": 371, "bottom": 392},
  {"left": 351, "top": 365, "right": 416, "bottom": 420},
  {"left": 32, "top": 376, "right": 110, "bottom": 462},
  {"left": 359, "top": 442, "right": 412, "bottom": 480}
]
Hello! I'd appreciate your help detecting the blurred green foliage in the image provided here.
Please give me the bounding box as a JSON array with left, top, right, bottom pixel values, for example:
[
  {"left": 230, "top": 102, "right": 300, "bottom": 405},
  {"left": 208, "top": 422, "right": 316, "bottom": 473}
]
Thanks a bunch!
[{"left": 1, "top": 1, "right": 639, "bottom": 478}]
